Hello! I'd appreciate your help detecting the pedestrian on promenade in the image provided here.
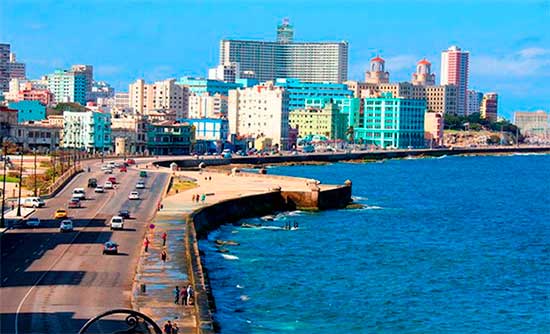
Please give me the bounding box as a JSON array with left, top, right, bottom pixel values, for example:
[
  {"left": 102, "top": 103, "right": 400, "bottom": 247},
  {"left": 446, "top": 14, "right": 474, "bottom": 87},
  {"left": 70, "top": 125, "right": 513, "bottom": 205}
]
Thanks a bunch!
[
  {"left": 192, "top": 194, "right": 196, "bottom": 202},
  {"left": 144, "top": 237, "right": 150, "bottom": 252},
  {"left": 209, "top": 176, "right": 212, "bottom": 181},
  {"left": 181, "top": 287, "right": 188, "bottom": 306},
  {"left": 195, "top": 194, "right": 200, "bottom": 203},
  {"left": 200, "top": 194, "right": 206, "bottom": 203},
  {"left": 161, "top": 249, "right": 167, "bottom": 263},
  {"left": 186, "top": 284, "right": 193, "bottom": 305},
  {"left": 162, "top": 232, "right": 167, "bottom": 246},
  {"left": 163, "top": 320, "right": 173, "bottom": 334},
  {"left": 174, "top": 286, "right": 180, "bottom": 304},
  {"left": 172, "top": 322, "right": 179, "bottom": 334}
]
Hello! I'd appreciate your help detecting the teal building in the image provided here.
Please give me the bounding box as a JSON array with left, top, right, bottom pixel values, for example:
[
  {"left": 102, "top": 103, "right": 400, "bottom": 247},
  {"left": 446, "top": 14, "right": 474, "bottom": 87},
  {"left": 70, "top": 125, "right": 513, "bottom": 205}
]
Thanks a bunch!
[
  {"left": 303, "top": 96, "right": 362, "bottom": 130},
  {"left": 8, "top": 100, "right": 47, "bottom": 123},
  {"left": 47, "top": 70, "right": 87, "bottom": 105},
  {"left": 177, "top": 77, "right": 243, "bottom": 95},
  {"left": 146, "top": 121, "right": 195, "bottom": 155},
  {"left": 274, "top": 78, "right": 353, "bottom": 111},
  {"left": 355, "top": 92, "right": 426, "bottom": 149}
]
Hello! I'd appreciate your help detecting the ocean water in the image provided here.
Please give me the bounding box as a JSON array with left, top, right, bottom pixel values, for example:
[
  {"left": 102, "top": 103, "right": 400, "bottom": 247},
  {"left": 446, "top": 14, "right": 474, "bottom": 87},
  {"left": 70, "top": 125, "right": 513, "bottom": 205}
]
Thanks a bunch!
[{"left": 200, "top": 154, "right": 550, "bottom": 333}]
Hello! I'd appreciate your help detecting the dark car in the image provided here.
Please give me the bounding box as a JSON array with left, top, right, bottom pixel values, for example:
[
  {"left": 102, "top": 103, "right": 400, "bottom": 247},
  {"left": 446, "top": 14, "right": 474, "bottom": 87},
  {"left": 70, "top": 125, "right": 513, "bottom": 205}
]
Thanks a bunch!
[
  {"left": 103, "top": 241, "right": 118, "bottom": 255},
  {"left": 118, "top": 209, "right": 130, "bottom": 219},
  {"left": 139, "top": 171, "right": 147, "bottom": 177},
  {"left": 87, "top": 178, "right": 98, "bottom": 188}
]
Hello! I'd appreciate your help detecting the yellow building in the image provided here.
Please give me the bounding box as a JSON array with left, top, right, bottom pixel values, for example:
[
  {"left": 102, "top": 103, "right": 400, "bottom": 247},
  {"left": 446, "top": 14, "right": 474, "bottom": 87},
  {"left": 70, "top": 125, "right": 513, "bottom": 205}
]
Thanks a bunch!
[{"left": 289, "top": 103, "right": 347, "bottom": 140}]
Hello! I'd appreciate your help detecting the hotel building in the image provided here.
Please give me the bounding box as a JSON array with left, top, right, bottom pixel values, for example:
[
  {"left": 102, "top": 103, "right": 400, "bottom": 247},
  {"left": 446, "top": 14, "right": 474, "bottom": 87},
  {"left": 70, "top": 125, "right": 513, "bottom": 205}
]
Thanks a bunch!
[
  {"left": 129, "top": 79, "right": 189, "bottom": 119},
  {"left": 440, "top": 45, "right": 469, "bottom": 115}
]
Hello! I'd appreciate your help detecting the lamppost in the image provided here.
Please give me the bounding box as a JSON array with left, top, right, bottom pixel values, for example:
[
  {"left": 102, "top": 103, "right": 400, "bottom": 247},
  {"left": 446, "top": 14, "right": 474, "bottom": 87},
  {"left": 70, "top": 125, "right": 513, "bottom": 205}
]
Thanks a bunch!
[
  {"left": 16, "top": 150, "right": 23, "bottom": 217},
  {"left": 33, "top": 148, "right": 37, "bottom": 197},
  {"left": 1, "top": 143, "right": 7, "bottom": 228}
]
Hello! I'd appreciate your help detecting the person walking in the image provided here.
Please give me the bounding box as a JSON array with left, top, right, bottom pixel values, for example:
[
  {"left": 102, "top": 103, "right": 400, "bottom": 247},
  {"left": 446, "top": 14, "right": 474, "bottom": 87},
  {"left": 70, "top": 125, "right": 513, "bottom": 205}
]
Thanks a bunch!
[
  {"left": 181, "top": 286, "right": 188, "bottom": 306},
  {"left": 173, "top": 286, "right": 180, "bottom": 304},
  {"left": 161, "top": 249, "right": 167, "bottom": 263},
  {"left": 162, "top": 232, "right": 167, "bottom": 246},
  {"left": 186, "top": 284, "right": 193, "bottom": 305},
  {"left": 172, "top": 322, "right": 179, "bottom": 334},
  {"left": 163, "top": 320, "right": 173, "bottom": 334},
  {"left": 144, "top": 237, "right": 150, "bottom": 252},
  {"left": 200, "top": 193, "right": 206, "bottom": 204}
]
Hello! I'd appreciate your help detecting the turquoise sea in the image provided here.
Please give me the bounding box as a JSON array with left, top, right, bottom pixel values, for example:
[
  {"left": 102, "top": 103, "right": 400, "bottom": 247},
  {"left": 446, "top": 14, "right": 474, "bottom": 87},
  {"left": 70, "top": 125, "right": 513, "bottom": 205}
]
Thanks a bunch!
[{"left": 200, "top": 154, "right": 550, "bottom": 333}]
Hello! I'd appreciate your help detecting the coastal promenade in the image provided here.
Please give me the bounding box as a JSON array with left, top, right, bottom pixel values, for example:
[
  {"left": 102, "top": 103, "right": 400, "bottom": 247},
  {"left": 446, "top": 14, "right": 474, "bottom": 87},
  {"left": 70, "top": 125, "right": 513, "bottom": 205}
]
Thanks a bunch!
[{"left": 132, "top": 168, "right": 352, "bottom": 333}]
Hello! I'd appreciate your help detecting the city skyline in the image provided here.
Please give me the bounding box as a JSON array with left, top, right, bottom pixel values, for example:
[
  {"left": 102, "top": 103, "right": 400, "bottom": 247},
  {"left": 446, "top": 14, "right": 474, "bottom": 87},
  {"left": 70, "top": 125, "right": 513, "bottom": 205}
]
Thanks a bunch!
[{"left": 1, "top": 1, "right": 549, "bottom": 118}]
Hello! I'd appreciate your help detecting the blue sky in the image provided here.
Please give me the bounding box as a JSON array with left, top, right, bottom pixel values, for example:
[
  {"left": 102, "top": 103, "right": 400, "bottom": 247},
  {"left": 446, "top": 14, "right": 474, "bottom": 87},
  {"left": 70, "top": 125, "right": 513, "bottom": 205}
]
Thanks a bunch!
[{"left": 1, "top": 0, "right": 549, "bottom": 118}]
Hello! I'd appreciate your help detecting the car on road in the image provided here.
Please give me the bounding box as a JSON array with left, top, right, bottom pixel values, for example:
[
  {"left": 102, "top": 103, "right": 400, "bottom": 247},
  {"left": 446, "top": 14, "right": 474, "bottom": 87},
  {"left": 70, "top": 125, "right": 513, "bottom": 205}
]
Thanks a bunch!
[
  {"left": 104, "top": 181, "right": 114, "bottom": 189},
  {"left": 119, "top": 166, "right": 127, "bottom": 172},
  {"left": 128, "top": 191, "right": 140, "bottom": 200},
  {"left": 126, "top": 158, "right": 136, "bottom": 165},
  {"left": 59, "top": 219, "right": 74, "bottom": 232},
  {"left": 139, "top": 171, "right": 147, "bottom": 177},
  {"left": 103, "top": 241, "right": 119, "bottom": 255},
  {"left": 118, "top": 209, "right": 130, "bottom": 219},
  {"left": 54, "top": 208, "right": 68, "bottom": 219},
  {"left": 101, "top": 165, "right": 110, "bottom": 171},
  {"left": 21, "top": 197, "right": 46, "bottom": 208},
  {"left": 72, "top": 188, "right": 86, "bottom": 200},
  {"left": 94, "top": 185, "right": 105, "bottom": 193},
  {"left": 135, "top": 181, "right": 145, "bottom": 189},
  {"left": 68, "top": 198, "right": 81, "bottom": 208},
  {"left": 108, "top": 176, "right": 117, "bottom": 184},
  {"left": 110, "top": 216, "right": 124, "bottom": 230},
  {"left": 26, "top": 217, "right": 41, "bottom": 227},
  {"left": 87, "top": 178, "right": 98, "bottom": 188},
  {"left": 104, "top": 168, "right": 113, "bottom": 174}
]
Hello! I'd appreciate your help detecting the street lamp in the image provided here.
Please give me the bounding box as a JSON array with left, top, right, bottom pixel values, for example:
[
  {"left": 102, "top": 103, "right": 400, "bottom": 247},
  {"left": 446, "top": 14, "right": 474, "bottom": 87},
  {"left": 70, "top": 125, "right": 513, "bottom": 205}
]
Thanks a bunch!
[
  {"left": 1, "top": 143, "right": 7, "bottom": 228},
  {"left": 16, "top": 150, "right": 23, "bottom": 217},
  {"left": 33, "top": 148, "right": 37, "bottom": 197}
]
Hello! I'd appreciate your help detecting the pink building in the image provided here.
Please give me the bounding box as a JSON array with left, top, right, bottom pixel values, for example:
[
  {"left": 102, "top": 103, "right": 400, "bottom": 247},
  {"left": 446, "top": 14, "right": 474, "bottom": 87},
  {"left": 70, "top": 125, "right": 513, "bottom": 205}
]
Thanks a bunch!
[
  {"left": 440, "top": 46, "right": 469, "bottom": 115},
  {"left": 424, "top": 111, "right": 444, "bottom": 147},
  {"left": 17, "top": 89, "right": 53, "bottom": 106}
]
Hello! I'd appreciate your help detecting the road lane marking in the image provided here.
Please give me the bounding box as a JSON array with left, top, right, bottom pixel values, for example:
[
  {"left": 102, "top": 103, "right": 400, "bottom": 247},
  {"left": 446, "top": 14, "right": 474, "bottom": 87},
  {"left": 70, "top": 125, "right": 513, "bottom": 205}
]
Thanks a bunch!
[
  {"left": 3, "top": 277, "right": 8, "bottom": 282},
  {"left": 14, "top": 267, "right": 20, "bottom": 272}
]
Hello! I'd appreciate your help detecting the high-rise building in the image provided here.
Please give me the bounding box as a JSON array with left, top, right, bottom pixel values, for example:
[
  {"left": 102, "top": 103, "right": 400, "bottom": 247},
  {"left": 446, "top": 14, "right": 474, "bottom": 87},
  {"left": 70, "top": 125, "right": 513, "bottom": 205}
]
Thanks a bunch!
[
  {"left": 114, "top": 92, "right": 130, "bottom": 109},
  {"left": 219, "top": 20, "right": 348, "bottom": 83},
  {"left": 47, "top": 69, "right": 87, "bottom": 105},
  {"left": 513, "top": 110, "right": 549, "bottom": 138},
  {"left": 0, "top": 44, "right": 9, "bottom": 91},
  {"left": 365, "top": 56, "right": 390, "bottom": 84},
  {"left": 228, "top": 83, "right": 290, "bottom": 149},
  {"left": 188, "top": 92, "right": 228, "bottom": 119},
  {"left": 480, "top": 92, "right": 498, "bottom": 121},
  {"left": 89, "top": 81, "right": 115, "bottom": 101},
  {"left": 71, "top": 65, "right": 93, "bottom": 100},
  {"left": 8, "top": 53, "right": 26, "bottom": 80},
  {"left": 440, "top": 45, "right": 469, "bottom": 115},
  {"left": 355, "top": 92, "right": 426, "bottom": 149},
  {"left": 178, "top": 76, "right": 242, "bottom": 95},
  {"left": 467, "top": 90, "right": 483, "bottom": 115},
  {"left": 274, "top": 78, "right": 353, "bottom": 111},
  {"left": 208, "top": 62, "right": 240, "bottom": 82},
  {"left": 129, "top": 79, "right": 189, "bottom": 119},
  {"left": 411, "top": 58, "right": 435, "bottom": 86}
]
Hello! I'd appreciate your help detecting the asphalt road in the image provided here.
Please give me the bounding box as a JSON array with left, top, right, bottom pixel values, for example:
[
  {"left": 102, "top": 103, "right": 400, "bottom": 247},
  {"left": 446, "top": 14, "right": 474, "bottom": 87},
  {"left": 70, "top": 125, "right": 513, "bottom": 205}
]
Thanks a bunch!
[{"left": 0, "top": 159, "right": 169, "bottom": 333}]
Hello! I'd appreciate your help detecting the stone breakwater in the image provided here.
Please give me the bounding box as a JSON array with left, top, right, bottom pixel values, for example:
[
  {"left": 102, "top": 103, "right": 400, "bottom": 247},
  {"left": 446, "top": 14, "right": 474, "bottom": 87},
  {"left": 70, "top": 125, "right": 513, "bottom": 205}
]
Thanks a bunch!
[{"left": 183, "top": 180, "right": 352, "bottom": 333}]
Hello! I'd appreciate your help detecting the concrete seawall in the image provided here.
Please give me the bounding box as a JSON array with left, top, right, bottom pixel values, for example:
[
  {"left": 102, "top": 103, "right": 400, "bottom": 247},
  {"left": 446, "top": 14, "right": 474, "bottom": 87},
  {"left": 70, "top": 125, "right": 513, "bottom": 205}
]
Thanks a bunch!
[
  {"left": 157, "top": 146, "right": 550, "bottom": 169},
  {"left": 184, "top": 183, "right": 352, "bottom": 333}
]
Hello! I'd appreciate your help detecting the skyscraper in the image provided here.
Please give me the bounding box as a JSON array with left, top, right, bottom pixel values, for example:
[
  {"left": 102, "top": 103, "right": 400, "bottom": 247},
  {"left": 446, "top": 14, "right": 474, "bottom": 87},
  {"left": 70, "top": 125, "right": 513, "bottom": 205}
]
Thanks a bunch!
[
  {"left": 47, "top": 69, "right": 87, "bottom": 105},
  {"left": 219, "top": 20, "right": 348, "bottom": 83},
  {"left": 0, "top": 44, "right": 26, "bottom": 92},
  {"left": 440, "top": 45, "right": 469, "bottom": 115}
]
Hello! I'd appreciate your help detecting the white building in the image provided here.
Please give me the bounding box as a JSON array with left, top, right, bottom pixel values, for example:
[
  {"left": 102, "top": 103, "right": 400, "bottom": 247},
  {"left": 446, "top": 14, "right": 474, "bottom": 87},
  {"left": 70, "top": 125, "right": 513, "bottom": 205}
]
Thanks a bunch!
[
  {"left": 467, "top": 90, "right": 483, "bottom": 115},
  {"left": 208, "top": 62, "right": 240, "bottom": 82},
  {"left": 62, "top": 110, "right": 112, "bottom": 152},
  {"left": 129, "top": 79, "right": 189, "bottom": 118},
  {"left": 188, "top": 92, "right": 228, "bottom": 119},
  {"left": 220, "top": 20, "right": 348, "bottom": 83},
  {"left": 228, "top": 83, "right": 290, "bottom": 149}
]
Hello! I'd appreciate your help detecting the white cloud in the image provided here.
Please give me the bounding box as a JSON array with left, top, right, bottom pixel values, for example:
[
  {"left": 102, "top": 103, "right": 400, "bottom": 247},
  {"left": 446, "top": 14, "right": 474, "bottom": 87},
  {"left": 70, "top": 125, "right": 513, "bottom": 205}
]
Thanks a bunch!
[
  {"left": 471, "top": 47, "right": 550, "bottom": 77},
  {"left": 385, "top": 55, "right": 418, "bottom": 72},
  {"left": 96, "top": 65, "right": 122, "bottom": 77}
]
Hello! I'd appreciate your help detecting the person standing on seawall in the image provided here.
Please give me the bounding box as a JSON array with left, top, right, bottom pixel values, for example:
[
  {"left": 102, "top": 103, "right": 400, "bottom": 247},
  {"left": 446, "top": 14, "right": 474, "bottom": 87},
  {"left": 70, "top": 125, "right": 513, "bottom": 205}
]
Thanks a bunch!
[
  {"left": 162, "top": 232, "right": 167, "bottom": 246},
  {"left": 174, "top": 286, "right": 180, "bottom": 304}
]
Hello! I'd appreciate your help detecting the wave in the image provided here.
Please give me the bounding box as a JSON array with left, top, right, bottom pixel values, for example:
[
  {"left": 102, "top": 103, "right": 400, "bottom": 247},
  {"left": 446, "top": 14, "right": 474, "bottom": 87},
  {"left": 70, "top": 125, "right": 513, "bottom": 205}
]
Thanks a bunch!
[
  {"left": 436, "top": 154, "right": 448, "bottom": 159},
  {"left": 366, "top": 205, "right": 384, "bottom": 210},
  {"left": 352, "top": 195, "right": 368, "bottom": 201},
  {"left": 222, "top": 254, "right": 239, "bottom": 260},
  {"left": 240, "top": 295, "right": 250, "bottom": 301}
]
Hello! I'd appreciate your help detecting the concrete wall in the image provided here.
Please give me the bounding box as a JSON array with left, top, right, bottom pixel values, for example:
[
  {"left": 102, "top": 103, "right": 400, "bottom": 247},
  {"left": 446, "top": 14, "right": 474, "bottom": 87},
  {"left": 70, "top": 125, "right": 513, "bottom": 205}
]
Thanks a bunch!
[{"left": 184, "top": 185, "right": 352, "bottom": 333}]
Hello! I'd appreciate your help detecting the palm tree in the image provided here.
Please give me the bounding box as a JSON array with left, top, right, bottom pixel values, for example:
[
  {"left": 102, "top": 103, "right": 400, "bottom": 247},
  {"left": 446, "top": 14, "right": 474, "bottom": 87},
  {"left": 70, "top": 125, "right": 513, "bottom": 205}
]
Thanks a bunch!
[{"left": 345, "top": 126, "right": 355, "bottom": 144}]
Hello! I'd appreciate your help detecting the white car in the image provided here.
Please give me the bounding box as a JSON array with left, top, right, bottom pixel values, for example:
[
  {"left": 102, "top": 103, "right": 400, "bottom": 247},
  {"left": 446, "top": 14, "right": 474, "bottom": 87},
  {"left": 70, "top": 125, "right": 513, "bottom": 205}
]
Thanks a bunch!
[
  {"left": 72, "top": 188, "right": 86, "bottom": 200},
  {"left": 128, "top": 191, "right": 140, "bottom": 200},
  {"left": 94, "top": 185, "right": 105, "bottom": 193},
  {"left": 21, "top": 197, "right": 45, "bottom": 208},
  {"left": 104, "top": 168, "right": 113, "bottom": 174},
  {"left": 135, "top": 181, "right": 145, "bottom": 189},
  {"left": 104, "top": 181, "right": 114, "bottom": 189},
  {"left": 101, "top": 165, "right": 110, "bottom": 171},
  {"left": 59, "top": 219, "right": 74, "bottom": 232},
  {"left": 110, "top": 216, "right": 124, "bottom": 230},
  {"left": 26, "top": 217, "right": 41, "bottom": 227}
]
